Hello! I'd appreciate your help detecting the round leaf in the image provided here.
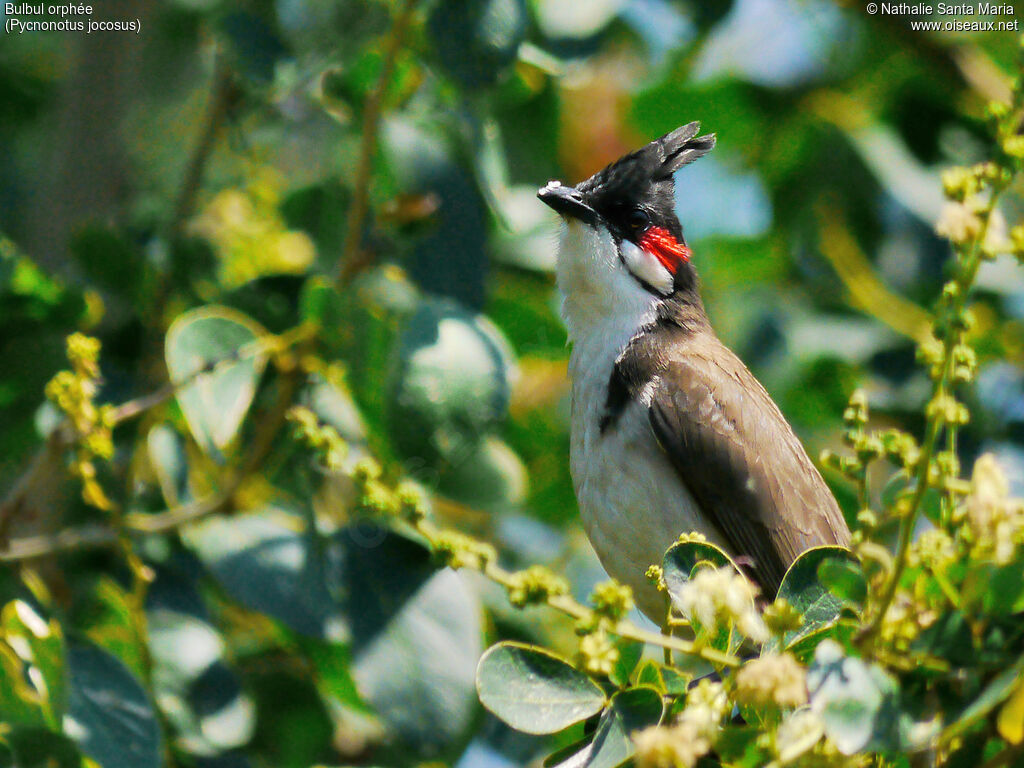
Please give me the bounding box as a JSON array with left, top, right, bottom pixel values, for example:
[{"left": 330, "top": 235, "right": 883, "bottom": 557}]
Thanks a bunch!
[
  {"left": 391, "top": 298, "right": 516, "bottom": 465},
  {"left": 662, "top": 538, "right": 735, "bottom": 598},
  {"left": 427, "top": 0, "right": 526, "bottom": 88},
  {"left": 165, "top": 306, "right": 268, "bottom": 454},
  {"left": 65, "top": 643, "right": 162, "bottom": 768},
  {"left": 807, "top": 640, "right": 899, "bottom": 755},
  {"left": 340, "top": 528, "right": 484, "bottom": 759},
  {"left": 774, "top": 547, "right": 861, "bottom": 650},
  {"left": 183, "top": 505, "right": 338, "bottom": 638},
  {"left": 663, "top": 539, "right": 746, "bottom": 652},
  {"left": 587, "top": 687, "right": 665, "bottom": 768},
  {"left": 476, "top": 642, "right": 606, "bottom": 735}
]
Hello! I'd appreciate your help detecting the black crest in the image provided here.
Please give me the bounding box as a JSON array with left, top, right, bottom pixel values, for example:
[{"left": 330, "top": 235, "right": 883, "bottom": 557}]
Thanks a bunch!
[{"left": 577, "top": 122, "right": 716, "bottom": 242}]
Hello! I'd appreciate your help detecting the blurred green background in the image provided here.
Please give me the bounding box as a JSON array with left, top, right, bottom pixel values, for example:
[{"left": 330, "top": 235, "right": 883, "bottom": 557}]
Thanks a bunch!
[{"left": 1, "top": 1, "right": 1022, "bottom": 766}]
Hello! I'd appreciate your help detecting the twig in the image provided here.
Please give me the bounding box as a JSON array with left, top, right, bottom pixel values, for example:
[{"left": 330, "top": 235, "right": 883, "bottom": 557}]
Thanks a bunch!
[
  {"left": 414, "top": 518, "right": 741, "bottom": 669},
  {"left": 0, "top": 363, "right": 304, "bottom": 563},
  {"left": 171, "top": 51, "right": 234, "bottom": 235},
  {"left": 0, "top": 426, "right": 73, "bottom": 545},
  {"left": 979, "top": 742, "right": 1024, "bottom": 768},
  {"left": 859, "top": 184, "right": 1007, "bottom": 648},
  {"left": 0, "top": 323, "right": 314, "bottom": 540},
  {"left": 109, "top": 323, "right": 314, "bottom": 426},
  {"left": 335, "top": 0, "right": 418, "bottom": 286},
  {"left": 816, "top": 203, "right": 932, "bottom": 344}
]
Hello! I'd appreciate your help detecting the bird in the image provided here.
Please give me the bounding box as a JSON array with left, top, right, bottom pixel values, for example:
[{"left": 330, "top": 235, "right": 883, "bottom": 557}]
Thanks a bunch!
[{"left": 537, "top": 122, "right": 851, "bottom": 622}]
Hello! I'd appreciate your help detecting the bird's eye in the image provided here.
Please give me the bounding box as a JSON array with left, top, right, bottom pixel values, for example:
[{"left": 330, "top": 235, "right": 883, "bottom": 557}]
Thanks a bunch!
[{"left": 627, "top": 208, "right": 650, "bottom": 230}]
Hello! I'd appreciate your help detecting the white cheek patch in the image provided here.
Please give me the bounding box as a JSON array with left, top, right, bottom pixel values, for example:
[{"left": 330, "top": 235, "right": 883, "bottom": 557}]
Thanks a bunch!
[{"left": 619, "top": 239, "right": 674, "bottom": 296}]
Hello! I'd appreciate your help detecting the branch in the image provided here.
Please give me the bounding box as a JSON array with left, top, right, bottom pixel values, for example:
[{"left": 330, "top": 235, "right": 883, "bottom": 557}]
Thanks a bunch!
[
  {"left": 171, "top": 51, "right": 234, "bottom": 236},
  {"left": 0, "top": 362, "right": 305, "bottom": 563},
  {"left": 859, "top": 183, "right": 1009, "bottom": 648},
  {"left": 413, "top": 518, "right": 741, "bottom": 669},
  {"left": 335, "top": 0, "right": 419, "bottom": 286},
  {"left": 815, "top": 203, "right": 932, "bottom": 344}
]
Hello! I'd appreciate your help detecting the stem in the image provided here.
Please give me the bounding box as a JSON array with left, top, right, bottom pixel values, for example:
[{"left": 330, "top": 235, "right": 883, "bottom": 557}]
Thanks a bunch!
[
  {"left": 859, "top": 187, "right": 1005, "bottom": 648},
  {"left": 170, "top": 52, "right": 234, "bottom": 236},
  {"left": 414, "top": 518, "right": 741, "bottom": 669},
  {"left": 335, "top": 0, "right": 418, "bottom": 286},
  {"left": 110, "top": 323, "right": 315, "bottom": 426},
  {"left": 0, "top": 364, "right": 304, "bottom": 562},
  {"left": 979, "top": 742, "right": 1024, "bottom": 768}
]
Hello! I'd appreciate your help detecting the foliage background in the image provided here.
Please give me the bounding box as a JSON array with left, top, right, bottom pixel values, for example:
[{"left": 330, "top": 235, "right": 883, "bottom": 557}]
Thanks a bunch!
[{"left": 0, "top": 1, "right": 1022, "bottom": 767}]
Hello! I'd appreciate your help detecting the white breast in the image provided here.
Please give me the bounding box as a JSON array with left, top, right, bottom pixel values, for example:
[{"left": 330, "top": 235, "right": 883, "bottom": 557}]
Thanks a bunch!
[{"left": 556, "top": 220, "right": 725, "bottom": 621}]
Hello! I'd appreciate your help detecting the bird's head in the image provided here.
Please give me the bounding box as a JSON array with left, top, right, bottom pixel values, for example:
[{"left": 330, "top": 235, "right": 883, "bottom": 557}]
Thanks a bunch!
[{"left": 539, "top": 122, "right": 715, "bottom": 337}]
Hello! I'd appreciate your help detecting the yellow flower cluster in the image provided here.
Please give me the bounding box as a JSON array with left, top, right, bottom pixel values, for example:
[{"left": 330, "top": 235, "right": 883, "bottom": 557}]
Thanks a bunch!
[
  {"left": 431, "top": 529, "right": 497, "bottom": 571},
  {"left": 633, "top": 720, "right": 711, "bottom": 768},
  {"left": 733, "top": 652, "right": 808, "bottom": 709},
  {"left": 506, "top": 565, "right": 569, "bottom": 608},
  {"left": 645, "top": 564, "right": 666, "bottom": 591},
  {"left": 763, "top": 598, "right": 803, "bottom": 636},
  {"left": 191, "top": 166, "right": 316, "bottom": 288},
  {"left": 774, "top": 709, "right": 825, "bottom": 763},
  {"left": 578, "top": 630, "right": 618, "bottom": 677},
  {"left": 671, "top": 565, "right": 767, "bottom": 643},
  {"left": 633, "top": 680, "right": 728, "bottom": 768},
  {"left": 935, "top": 201, "right": 984, "bottom": 245},
  {"left": 908, "top": 528, "right": 957, "bottom": 570},
  {"left": 45, "top": 333, "right": 116, "bottom": 510},
  {"left": 964, "top": 454, "right": 1024, "bottom": 565},
  {"left": 590, "top": 579, "right": 634, "bottom": 622},
  {"left": 287, "top": 406, "right": 348, "bottom": 470}
]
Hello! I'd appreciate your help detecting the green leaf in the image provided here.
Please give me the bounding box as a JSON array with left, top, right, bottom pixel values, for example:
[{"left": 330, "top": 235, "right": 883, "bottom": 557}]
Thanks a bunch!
[
  {"left": 587, "top": 687, "right": 664, "bottom": 768},
  {"left": 610, "top": 640, "right": 644, "bottom": 688},
  {"left": 543, "top": 733, "right": 595, "bottom": 768},
  {"left": 81, "top": 578, "right": 147, "bottom": 681},
  {"left": 944, "top": 655, "right": 1024, "bottom": 740},
  {"left": 340, "top": 528, "right": 483, "bottom": 759},
  {"left": 634, "top": 661, "right": 664, "bottom": 693},
  {"left": 302, "top": 637, "right": 370, "bottom": 715},
  {"left": 663, "top": 539, "right": 745, "bottom": 652},
  {"left": 662, "top": 539, "right": 735, "bottom": 591},
  {"left": 476, "top": 642, "right": 606, "bottom": 734},
  {"left": 437, "top": 435, "right": 529, "bottom": 510},
  {"left": 301, "top": 371, "right": 368, "bottom": 444},
  {"left": 0, "top": 643, "right": 49, "bottom": 728},
  {"left": 146, "top": 424, "right": 191, "bottom": 509},
  {"left": 807, "top": 640, "right": 899, "bottom": 755},
  {"left": 963, "top": 560, "right": 1024, "bottom": 616},
  {"left": 715, "top": 724, "right": 769, "bottom": 767},
  {"left": 391, "top": 298, "right": 516, "bottom": 466},
  {"left": 3, "top": 727, "right": 82, "bottom": 768},
  {"left": 300, "top": 276, "right": 348, "bottom": 351},
  {"left": 817, "top": 554, "right": 867, "bottom": 607},
  {"left": 2, "top": 599, "right": 66, "bottom": 730},
  {"left": 427, "top": 0, "right": 526, "bottom": 88},
  {"left": 786, "top": 619, "right": 857, "bottom": 664},
  {"left": 183, "top": 504, "right": 338, "bottom": 637},
  {"left": 165, "top": 306, "right": 268, "bottom": 454},
  {"left": 771, "top": 547, "right": 860, "bottom": 651},
  {"left": 147, "top": 606, "right": 255, "bottom": 753},
  {"left": 65, "top": 643, "right": 162, "bottom": 768}
]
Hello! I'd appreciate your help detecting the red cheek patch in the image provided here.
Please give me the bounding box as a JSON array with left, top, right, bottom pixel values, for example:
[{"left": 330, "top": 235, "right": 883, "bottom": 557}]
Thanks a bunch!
[{"left": 639, "top": 226, "right": 691, "bottom": 274}]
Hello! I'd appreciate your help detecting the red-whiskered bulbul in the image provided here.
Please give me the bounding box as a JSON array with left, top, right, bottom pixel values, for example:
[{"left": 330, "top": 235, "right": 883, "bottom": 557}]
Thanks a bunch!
[{"left": 538, "top": 122, "right": 851, "bottom": 620}]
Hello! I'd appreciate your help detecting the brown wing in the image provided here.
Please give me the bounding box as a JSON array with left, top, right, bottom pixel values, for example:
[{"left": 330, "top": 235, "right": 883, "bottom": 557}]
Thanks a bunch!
[{"left": 647, "top": 334, "right": 850, "bottom": 595}]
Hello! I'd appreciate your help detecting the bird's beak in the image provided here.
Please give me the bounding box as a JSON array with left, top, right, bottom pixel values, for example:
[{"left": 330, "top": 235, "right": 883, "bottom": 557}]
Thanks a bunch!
[{"left": 537, "top": 181, "right": 598, "bottom": 226}]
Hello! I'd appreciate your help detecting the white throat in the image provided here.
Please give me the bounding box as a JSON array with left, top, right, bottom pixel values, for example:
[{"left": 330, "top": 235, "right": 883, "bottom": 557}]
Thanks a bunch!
[{"left": 555, "top": 220, "right": 661, "bottom": 368}]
